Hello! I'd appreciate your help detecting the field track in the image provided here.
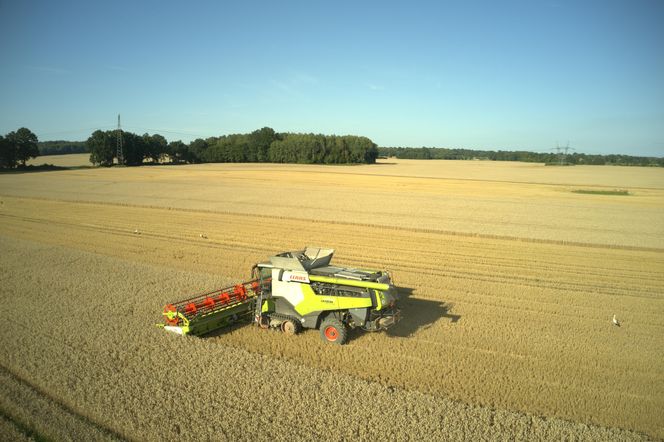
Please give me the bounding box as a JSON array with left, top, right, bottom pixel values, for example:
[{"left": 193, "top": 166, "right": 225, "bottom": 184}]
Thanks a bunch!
[{"left": 1, "top": 159, "right": 663, "bottom": 440}]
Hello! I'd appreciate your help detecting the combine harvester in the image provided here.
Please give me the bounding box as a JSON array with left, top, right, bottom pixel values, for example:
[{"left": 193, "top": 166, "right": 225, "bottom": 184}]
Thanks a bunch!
[{"left": 159, "top": 247, "right": 400, "bottom": 344}]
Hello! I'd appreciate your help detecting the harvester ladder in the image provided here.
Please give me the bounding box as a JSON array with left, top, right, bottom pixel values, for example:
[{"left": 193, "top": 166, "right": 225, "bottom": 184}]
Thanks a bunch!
[{"left": 254, "top": 288, "right": 264, "bottom": 326}]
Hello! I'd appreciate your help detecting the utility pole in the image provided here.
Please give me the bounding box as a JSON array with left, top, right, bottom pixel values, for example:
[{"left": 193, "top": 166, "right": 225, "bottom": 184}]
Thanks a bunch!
[
  {"left": 552, "top": 142, "right": 574, "bottom": 165},
  {"left": 560, "top": 142, "right": 574, "bottom": 165},
  {"left": 116, "top": 114, "right": 124, "bottom": 166},
  {"left": 552, "top": 144, "right": 562, "bottom": 165}
]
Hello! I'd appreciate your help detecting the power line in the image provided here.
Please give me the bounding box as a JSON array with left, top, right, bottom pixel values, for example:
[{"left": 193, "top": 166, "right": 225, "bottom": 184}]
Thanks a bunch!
[
  {"left": 36, "top": 125, "right": 116, "bottom": 138},
  {"left": 34, "top": 121, "right": 214, "bottom": 142},
  {"left": 121, "top": 125, "right": 209, "bottom": 138},
  {"left": 551, "top": 141, "right": 575, "bottom": 165}
]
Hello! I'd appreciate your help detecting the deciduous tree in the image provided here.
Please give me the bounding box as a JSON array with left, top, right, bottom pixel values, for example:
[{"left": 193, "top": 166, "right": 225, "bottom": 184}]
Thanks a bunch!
[
  {"left": 87, "top": 130, "right": 115, "bottom": 166},
  {"left": 0, "top": 127, "right": 39, "bottom": 168}
]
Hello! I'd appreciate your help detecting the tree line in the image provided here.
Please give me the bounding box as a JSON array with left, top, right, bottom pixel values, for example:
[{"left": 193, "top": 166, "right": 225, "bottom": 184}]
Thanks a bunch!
[
  {"left": 4, "top": 125, "right": 661, "bottom": 169},
  {"left": 87, "top": 127, "right": 379, "bottom": 166},
  {"left": 378, "top": 147, "right": 664, "bottom": 167}
]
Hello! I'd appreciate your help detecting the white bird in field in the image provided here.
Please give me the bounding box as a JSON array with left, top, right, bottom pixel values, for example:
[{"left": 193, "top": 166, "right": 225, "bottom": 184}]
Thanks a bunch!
[
  {"left": 134, "top": 229, "right": 140, "bottom": 235},
  {"left": 612, "top": 314, "right": 620, "bottom": 327},
  {"left": 199, "top": 233, "right": 207, "bottom": 239}
]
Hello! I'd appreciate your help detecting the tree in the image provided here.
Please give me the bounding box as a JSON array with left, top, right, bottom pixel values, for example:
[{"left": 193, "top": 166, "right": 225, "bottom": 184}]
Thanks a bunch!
[
  {"left": 88, "top": 130, "right": 115, "bottom": 166},
  {"left": 188, "top": 138, "right": 209, "bottom": 163},
  {"left": 122, "top": 132, "right": 147, "bottom": 166},
  {"left": 13, "top": 128, "right": 39, "bottom": 166},
  {"left": 87, "top": 129, "right": 163, "bottom": 166},
  {"left": 0, "top": 128, "right": 39, "bottom": 168},
  {"left": 249, "top": 127, "right": 278, "bottom": 162},
  {"left": 167, "top": 140, "right": 189, "bottom": 163},
  {"left": 143, "top": 133, "right": 168, "bottom": 163},
  {"left": 227, "top": 134, "right": 249, "bottom": 162},
  {"left": 0, "top": 135, "right": 16, "bottom": 168}
]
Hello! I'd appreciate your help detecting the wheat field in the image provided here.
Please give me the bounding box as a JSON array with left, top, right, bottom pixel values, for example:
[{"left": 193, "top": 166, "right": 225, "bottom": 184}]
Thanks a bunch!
[{"left": 1, "top": 158, "right": 663, "bottom": 440}]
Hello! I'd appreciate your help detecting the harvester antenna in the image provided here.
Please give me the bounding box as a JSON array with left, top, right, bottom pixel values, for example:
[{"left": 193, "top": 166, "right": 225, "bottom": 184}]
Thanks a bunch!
[{"left": 116, "top": 114, "right": 124, "bottom": 166}]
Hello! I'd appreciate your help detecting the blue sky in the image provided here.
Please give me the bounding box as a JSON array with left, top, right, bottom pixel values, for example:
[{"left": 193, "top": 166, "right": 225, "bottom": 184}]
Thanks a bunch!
[{"left": 1, "top": 0, "right": 662, "bottom": 156}]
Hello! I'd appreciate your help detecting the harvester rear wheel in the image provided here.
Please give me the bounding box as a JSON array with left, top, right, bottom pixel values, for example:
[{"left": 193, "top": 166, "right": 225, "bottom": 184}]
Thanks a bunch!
[{"left": 320, "top": 317, "right": 348, "bottom": 345}]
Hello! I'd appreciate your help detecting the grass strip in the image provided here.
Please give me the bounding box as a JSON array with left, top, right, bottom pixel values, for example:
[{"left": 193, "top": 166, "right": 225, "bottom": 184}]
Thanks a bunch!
[{"left": 572, "top": 189, "right": 630, "bottom": 195}]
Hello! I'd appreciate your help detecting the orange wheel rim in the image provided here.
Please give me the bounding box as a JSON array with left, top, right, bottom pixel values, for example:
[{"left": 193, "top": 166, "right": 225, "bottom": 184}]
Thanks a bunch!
[{"left": 324, "top": 326, "right": 338, "bottom": 341}]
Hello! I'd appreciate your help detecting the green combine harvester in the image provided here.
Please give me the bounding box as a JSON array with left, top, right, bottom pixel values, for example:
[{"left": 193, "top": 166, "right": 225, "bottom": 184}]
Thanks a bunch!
[{"left": 159, "top": 247, "right": 400, "bottom": 344}]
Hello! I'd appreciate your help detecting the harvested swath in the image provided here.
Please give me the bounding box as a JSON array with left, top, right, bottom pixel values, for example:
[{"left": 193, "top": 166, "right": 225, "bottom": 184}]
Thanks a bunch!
[{"left": 0, "top": 236, "right": 649, "bottom": 441}]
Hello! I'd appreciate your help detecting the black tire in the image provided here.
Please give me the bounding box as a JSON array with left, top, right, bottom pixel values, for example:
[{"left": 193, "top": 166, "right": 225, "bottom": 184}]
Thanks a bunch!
[
  {"left": 281, "top": 319, "right": 301, "bottom": 336},
  {"left": 319, "top": 317, "right": 348, "bottom": 345}
]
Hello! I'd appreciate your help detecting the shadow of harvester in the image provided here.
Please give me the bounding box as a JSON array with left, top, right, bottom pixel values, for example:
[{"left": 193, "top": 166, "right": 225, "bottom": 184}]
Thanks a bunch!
[{"left": 387, "top": 287, "right": 460, "bottom": 338}]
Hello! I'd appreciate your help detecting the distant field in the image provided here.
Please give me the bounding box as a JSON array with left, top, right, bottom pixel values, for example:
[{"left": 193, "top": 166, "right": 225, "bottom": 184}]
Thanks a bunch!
[
  {"left": 373, "top": 159, "right": 664, "bottom": 188},
  {"left": 4, "top": 157, "right": 664, "bottom": 248},
  {"left": 0, "top": 159, "right": 662, "bottom": 440},
  {"left": 25, "top": 154, "right": 664, "bottom": 187},
  {"left": 27, "top": 153, "right": 92, "bottom": 167}
]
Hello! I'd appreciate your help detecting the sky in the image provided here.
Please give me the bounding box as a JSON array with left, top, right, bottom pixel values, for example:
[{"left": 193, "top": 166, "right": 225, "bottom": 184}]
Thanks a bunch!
[{"left": 0, "top": 0, "right": 663, "bottom": 156}]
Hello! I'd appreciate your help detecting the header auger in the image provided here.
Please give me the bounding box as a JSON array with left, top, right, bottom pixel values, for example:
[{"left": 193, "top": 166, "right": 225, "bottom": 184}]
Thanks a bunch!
[{"left": 158, "top": 247, "right": 400, "bottom": 344}]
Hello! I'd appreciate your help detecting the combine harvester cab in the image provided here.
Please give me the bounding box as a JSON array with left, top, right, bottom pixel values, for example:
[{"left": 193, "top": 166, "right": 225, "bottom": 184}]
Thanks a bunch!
[{"left": 159, "top": 247, "right": 400, "bottom": 344}]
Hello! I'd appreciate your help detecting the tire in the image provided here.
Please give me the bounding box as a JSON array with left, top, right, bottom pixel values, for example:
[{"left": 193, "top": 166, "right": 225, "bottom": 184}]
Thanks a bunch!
[
  {"left": 319, "top": 317, "right": 348, "bottom": 345},
  {"left": 257, "top": 314, "right": 269, "bottom": 329},
  {"left": 281, "top": 319, "right": 300, "bottom": 336}
]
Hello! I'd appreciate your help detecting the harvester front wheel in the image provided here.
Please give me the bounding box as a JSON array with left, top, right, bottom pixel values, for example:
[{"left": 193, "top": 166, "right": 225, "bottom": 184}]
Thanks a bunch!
[{"left": 320, "top": 318, "right": 348, "bottom": 345}]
